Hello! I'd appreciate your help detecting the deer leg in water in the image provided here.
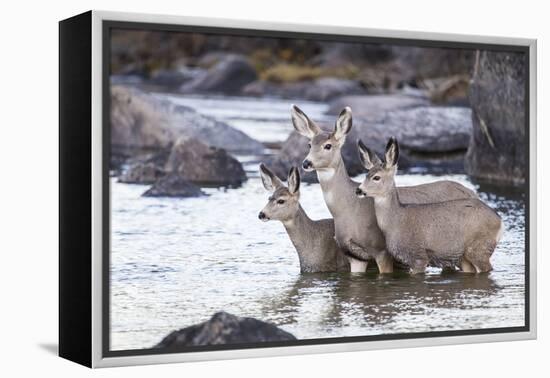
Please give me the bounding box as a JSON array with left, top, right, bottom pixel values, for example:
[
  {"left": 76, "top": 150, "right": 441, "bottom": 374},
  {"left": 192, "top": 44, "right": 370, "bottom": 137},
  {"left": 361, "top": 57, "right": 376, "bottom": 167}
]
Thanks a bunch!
[
  {"left": 460, "top": 257, "right": 477, "bottom": 273},
  {"left": 346, "top": 240, "right": 370, "bottom": 273},
  {"left": 375, "top": 251, "right": 394, "bottom": 274},
  {"left": 465, "top": 238, "right": 496, "bottom": 273},
  {"left": 409, "top": 255, "right": 428, "bottom": 274}
]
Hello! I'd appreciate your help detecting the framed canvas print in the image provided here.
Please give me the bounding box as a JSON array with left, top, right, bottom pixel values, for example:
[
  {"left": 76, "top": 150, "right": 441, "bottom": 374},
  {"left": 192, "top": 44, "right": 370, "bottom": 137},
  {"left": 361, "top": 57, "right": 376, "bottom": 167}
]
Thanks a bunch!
[{"left": 59, "top": 10, "right": 537, "bottom": 368}]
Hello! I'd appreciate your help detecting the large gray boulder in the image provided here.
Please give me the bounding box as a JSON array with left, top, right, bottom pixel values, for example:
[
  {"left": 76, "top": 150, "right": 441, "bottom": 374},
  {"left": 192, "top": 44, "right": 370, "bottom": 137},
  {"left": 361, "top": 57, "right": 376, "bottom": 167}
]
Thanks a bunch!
[
  {"left": 110, "top": 85, "right": 264, "bottom": 156},
  {"left": 385, "top": 106, "right": 472, "bottom": 153},
  {"left": 111, "top": 85, "right": 173, "bottom": 150},
  {"left": 269, "top": 103, "right": 472, "bottom": 182},
  {"left": 180, "top": 54, "right": 257, "bottom": 94},
  {"left": 165, "top": 136, "right": 247, "bottom": 187},
  {"left": 465, "top": 51, "right": 526, "bottom": 186},
  {"left": 154, "top": 312, "right": 296, "bottom": 348},
  {"left": 143, "top": 173, "right": 205, "bottom": 198}
]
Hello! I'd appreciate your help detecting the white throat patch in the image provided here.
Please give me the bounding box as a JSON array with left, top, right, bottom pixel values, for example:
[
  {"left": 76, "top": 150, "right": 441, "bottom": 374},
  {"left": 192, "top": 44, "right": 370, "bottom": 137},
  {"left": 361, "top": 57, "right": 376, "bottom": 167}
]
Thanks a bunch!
[{"left": 316, "top": 168, "right": 335, "bottom": 182}]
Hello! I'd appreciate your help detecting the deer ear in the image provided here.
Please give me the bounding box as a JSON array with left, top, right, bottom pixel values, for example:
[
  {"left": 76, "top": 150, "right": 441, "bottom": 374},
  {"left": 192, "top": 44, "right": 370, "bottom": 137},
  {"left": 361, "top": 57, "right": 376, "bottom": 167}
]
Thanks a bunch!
[
  {"left": 259, "top": 163, "right": 284, "bottom": 192},
  {"left": 287, "top": 167, "right": 301, "bottom": 195},
  {"left": 333, "top": 107, "right": 353, "bottom": 142},
  {"left": 384, "top": 137, "right": 399, "bottom": 168},
  {"left": 291, "top": 104, "right": 321, "bottom": 139},
  {"left": 357, "top": 139, "right": 381, "bottom": 170}
]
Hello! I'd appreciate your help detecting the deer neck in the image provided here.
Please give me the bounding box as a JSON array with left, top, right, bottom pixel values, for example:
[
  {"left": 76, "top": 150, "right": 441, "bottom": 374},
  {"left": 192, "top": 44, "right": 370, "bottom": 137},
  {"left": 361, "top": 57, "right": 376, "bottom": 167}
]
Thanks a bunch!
[
  {"left": 283, "top": 206, "right": 316, "bottom": 260},
  {"left": 373, "top": 185, "right": 402, "bottom": 232},
  {"left": 316, "top": 157, "right": 357, "bottom": 215},
  {"left": 283, "top": 205, "right": 313, "bottom": 235}
]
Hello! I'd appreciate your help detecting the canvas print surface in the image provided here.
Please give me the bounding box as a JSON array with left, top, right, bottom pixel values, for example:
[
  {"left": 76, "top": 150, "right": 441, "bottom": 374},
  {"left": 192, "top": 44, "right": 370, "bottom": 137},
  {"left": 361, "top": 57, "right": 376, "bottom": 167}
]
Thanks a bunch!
[{"left": 107, "top": 25, "right": 528, "bottom": 354}]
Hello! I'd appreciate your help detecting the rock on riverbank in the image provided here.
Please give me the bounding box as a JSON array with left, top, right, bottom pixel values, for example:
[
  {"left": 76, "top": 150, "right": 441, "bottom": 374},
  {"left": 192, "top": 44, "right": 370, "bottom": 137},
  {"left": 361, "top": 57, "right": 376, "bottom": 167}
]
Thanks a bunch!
[
  {"left": 154, "top": 312, "right": 296, "bottom": 348},
  {"left": 179, "top": 54, "right": 258, "bottom": 95},
  {"left": 111, "top": 85, "right": 264, "bottom": 155},
  {"left": 465, "top": 51, "right": 527, "bottom": 186}
]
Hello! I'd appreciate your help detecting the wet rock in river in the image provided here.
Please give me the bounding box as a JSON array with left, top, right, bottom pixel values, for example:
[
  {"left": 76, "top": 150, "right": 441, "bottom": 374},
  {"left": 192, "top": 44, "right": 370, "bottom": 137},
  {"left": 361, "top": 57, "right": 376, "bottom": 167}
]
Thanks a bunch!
[
  {"left": 465, "top": 51, "right": 527, "bottom": 186},
  {"left": 165, "top": 136, "right": 247, "bottom": 187},
  {"left": 154, "top": 312, "right": 296, "bottom": 348},
  {"left": 143, "top": 173, "right": 205, "bottom": 198},
  {"left": 110, "top": 85, "right": 264, "bottom": 156},
  {"left": 180, "top": 54, "right": 258, "bottom": 95},
  {"left": 119, "top": 162, "right": 165, "bottom": 184}
]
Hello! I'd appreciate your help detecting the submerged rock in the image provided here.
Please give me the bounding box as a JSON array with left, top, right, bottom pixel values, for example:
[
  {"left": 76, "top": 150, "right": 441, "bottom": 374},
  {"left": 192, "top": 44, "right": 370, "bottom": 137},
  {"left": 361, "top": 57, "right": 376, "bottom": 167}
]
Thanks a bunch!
[
  {"left": 465, "top": 51, "right": 527, "bottom": 186},
  {"left": 154, "top": 312, "right": 296, "bottom": 348},
  {"left": 180, "top": 54, "right": 257, "bottom": 95},
  {"left": 110, "top": 85, "right": 264, "bottom": 156},
  {"left": 165, "top": 136, "right": 247, "bottom": 187},
  {"left": 143, "top": 173, "right": 204, "bottom": 198}
]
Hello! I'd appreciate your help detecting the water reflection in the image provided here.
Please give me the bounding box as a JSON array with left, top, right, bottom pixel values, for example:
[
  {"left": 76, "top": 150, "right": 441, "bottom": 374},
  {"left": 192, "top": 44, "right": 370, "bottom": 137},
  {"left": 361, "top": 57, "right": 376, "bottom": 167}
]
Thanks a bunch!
[{"left": 261, "top": 271, "right": 498, "bottom": 333}]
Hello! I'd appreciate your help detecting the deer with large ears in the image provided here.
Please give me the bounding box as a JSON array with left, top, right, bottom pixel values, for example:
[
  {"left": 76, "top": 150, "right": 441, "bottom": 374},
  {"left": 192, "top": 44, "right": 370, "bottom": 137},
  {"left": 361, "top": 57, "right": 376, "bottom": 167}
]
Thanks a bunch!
[
  {"left": 258, "top": 163, "right": 349, "bottom": 273},
  {"left": 291, "top": 104, "right": 477, "bottom": 273},
  {"left": 356, "top": 137, "right": 502, "bottom": 274}
]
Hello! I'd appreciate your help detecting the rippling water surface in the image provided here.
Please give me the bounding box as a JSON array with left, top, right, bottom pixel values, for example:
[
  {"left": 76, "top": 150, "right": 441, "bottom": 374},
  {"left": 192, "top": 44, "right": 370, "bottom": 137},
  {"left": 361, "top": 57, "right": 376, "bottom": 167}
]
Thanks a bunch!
[{"left": 110, "top": 95, "right": 526, "bottom": 351}]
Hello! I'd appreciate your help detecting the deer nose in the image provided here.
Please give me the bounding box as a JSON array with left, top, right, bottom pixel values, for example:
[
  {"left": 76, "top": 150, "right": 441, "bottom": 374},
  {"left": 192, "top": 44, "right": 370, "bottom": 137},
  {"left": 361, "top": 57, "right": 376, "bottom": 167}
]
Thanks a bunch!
[
  {"left": 302, "top": 160, "right": 312, "bottom": 170},
  {"left": 258, "top": 212, "right": 266, "bottom": 220},
  {"left": 355, "top": 187, "right": 365, "bottom": 196}
]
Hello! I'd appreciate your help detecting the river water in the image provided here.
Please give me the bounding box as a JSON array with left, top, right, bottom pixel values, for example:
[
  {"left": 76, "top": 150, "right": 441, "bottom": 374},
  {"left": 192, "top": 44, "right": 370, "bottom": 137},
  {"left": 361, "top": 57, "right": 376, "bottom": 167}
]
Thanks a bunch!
[{"left": 110, "top": 94, "right": 526, "bottom": 351}]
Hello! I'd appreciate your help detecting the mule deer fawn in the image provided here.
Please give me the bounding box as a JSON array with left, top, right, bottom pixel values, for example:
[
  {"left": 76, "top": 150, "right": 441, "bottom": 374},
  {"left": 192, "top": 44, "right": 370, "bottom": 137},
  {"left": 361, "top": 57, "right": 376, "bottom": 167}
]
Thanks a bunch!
[
  {"left": 356, "top": 137, "right": 503, "bottom": 274},
  {"left": 291, "top": 105, "right": 477, "bottom": 273},
  {"left": 258, "top": 163, "right": 349, "bottom": 273}
]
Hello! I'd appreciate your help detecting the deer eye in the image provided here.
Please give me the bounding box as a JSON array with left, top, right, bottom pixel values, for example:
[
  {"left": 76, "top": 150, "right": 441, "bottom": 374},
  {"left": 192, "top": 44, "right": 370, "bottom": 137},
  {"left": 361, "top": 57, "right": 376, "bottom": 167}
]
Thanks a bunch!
[
  {"left": 307, "top": 143, "right": 311, "bottom": 149},
  {"left": 324, "top": 144, "right": 332, "bottom": 150},
  {"left": 373, "top": 176, "right": 381, "bottom": 182},
  {"left": 277, "top": 199, "right": 285, "bottom": 205}
]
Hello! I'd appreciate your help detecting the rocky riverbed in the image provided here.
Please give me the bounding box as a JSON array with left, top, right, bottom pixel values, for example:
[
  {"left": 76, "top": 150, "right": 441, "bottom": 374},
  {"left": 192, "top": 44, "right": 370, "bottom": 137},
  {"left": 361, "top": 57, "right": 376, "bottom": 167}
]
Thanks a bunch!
[{"left": 110, "top": 84, "right": 478, "bottom": 193}]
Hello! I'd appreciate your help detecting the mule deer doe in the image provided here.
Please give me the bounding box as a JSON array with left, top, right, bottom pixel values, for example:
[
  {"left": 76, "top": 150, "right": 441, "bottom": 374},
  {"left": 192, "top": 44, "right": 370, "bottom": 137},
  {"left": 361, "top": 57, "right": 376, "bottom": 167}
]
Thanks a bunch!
[
  {"left": 356, "top": 137, "right": 503, "bottom": 274},
  {"left": 291, "top": 105, "right": 477, "bottom": 273},
  {"left": 258, "top": 163, "right": 349, "bottom": 273}
]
